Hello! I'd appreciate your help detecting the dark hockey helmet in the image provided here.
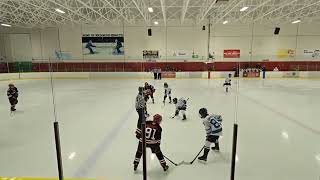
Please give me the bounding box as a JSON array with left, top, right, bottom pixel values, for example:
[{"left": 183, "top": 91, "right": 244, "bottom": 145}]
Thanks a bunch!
[
  {"left": 153, "top": 114, "right": 162, "bottom": 124},
  {"left": 145, "top": 82, "right": 149, "bottom": 86},
  {"left": 8, "top": 83, "right": 14, "bottom": 87},
  {"left": 164, "top": 82, "right": 168, "bottom": 88},
  {"left": 173, "top": 98, "right": 178, "bottom": 104},
  {"left": 199, "top": 108, "right": 208, "bottom": 118},
  {"left": 228, "top": 73, "right": 232, "bottom": 78},
  {"left": 138, "top": 86, "right": 144, "bottom": 93}
]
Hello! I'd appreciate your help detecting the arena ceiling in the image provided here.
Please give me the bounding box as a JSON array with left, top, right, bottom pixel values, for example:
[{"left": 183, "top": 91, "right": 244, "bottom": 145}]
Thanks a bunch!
[{"left": 0, "top": 0, "right": 320, "bottom": 27}]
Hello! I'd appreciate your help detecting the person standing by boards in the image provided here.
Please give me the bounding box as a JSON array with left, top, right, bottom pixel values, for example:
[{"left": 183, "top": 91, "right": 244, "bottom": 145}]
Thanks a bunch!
[
  {"left": 135, "top": 87, "right": 148, "bottom": 128},
  {"left": 157, "top": 68, "right": 162, "bottom": 80}
]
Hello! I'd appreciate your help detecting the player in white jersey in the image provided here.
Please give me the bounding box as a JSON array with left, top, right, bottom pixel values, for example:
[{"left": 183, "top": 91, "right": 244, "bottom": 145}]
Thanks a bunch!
[
  {"left": 223, "top": 73, "right": 232, "bottom": 92},
  {"left": 198, "top": 108, "right": 223, "bottom": 162},
  {"left": 163, "top": 82, "right": 172, "bottom": 104},
  {"left": 172, "top": 97, "right": 187, "bottom": 120}
]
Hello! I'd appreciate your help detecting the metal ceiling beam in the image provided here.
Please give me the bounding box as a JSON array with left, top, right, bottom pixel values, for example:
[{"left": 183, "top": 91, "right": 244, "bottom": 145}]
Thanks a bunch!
[
  {"left": 181, "top": 0, "right": 190, "bottom": 24},
  {"left": 274, "top": 0, "right": 320, "bottom": 22},
  {"left": 160, "top": 0, "right": 166, "bottom": 26},
  {"left": 253, "top": 0, "right": 298, "bottom": 22},
  {"left": 130, "top": 0, "right": 149, "bottom": 23},
  {"left": 19, "top": 0, "right": 70, "bottom": 24},
  {"left": 213, "top": 0, "right": 246, "bottom": 25},
  {"left": 198, "top": 0, "right": 218, "bottom": 22},
  {"left": 0, "top": 1, "right": 40, "bottom": 24},
  {"left": 102, "top": 0, "right": 132, "bottom": 23},
  {"left": 236, "top": 0, "right": 273, "bottom": 22},
  {"left": 47, "top": 0, "right": 93, "bottom": 23},
  {"left": 74, "top": 0, "right": 113, "bottom": 23}
]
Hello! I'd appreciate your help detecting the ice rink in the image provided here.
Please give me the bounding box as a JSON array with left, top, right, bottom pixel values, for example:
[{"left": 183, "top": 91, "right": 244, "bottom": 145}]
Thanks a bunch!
[{"left": 0, "top": 78, "right": 320, "bottom": 180}]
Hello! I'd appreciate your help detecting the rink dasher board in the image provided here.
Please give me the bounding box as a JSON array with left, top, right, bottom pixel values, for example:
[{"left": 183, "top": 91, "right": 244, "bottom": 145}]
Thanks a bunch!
[{"left": 1, "top": 72, "right": 320, "bottom": 81}]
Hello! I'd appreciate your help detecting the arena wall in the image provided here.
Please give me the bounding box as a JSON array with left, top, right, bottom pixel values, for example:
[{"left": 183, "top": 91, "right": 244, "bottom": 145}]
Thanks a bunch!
[{"left": 1, "top": 21, "right": 320, "bottom": 62}]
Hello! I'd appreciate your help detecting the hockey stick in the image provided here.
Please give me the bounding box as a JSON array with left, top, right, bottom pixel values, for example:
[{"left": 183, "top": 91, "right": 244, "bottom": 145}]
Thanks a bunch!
[
  {"left": 184, "top": 146, "right": 205, "bottom": 165},
  {"left": 163, "top": 155, "right": 184, "bottom": 166}
]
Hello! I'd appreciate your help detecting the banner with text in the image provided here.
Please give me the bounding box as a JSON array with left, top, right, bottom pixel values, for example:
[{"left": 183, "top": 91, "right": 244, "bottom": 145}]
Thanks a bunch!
[
  {"left": 276, "top": 49, "right": 295, "bottom": 59},
  {"left": 173, "top": 50, "right": 190, "bottom": 58},
  {"left": 143, "top": 50, "right": 159, "bottom": 61},
  {"left": 304, "top": 49, "right": 320, "bottom": 59},
  {"left": 82, "top": 34, "right": 124, "bottom": 59},
  {"left": 224, "top": 49, "right": 240, "bottom": 58}
]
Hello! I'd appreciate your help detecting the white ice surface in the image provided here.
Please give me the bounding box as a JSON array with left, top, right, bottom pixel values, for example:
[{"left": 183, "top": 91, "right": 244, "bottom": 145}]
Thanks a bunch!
[{"left": 0, "top": 78, "right": 320, "bottom": 180}]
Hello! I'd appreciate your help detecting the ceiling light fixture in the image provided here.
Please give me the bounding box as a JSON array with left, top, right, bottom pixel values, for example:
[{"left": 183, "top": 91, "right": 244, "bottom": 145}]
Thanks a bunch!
[
  {"left": 240, "top": 6, "right": 249, "bottom": 12},
  {"left": 1, "top": 23, "right": 11, "bottom": 27},
  {"left": 55, "top": 8, "right": 65, "bottom": 14},
  {"left": 223, "top": 20, "right": 228, "bottom": 24},
  {"left": 292, "top": 19, "right": 301, "bottom": 24},
  {"left": 154, "top": 21, "right": 159, "bottom": 25},
  {"left": 148, "top": 7, "right": 153, "bottom": 13}
]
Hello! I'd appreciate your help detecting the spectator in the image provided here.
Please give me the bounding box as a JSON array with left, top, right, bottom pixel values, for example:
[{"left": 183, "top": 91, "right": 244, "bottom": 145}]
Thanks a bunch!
[
  {"left": 157, "top": 68, "right": 162, "bottom": 80},
  {"left": 153, "top": 68, "right": 157, "bottom": 80}
]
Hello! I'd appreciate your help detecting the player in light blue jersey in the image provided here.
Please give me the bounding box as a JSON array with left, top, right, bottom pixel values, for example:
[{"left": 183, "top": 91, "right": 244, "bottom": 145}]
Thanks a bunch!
[{"left": 198, "top": 108, "right": 223, "bottom": 162}]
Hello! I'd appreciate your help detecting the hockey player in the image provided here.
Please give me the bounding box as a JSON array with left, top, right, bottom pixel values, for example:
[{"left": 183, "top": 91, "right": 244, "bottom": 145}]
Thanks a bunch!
[
  {"left": 85, "top": 40, "right": 96, "bottom": 54},
  {"left": 198, "top": 108, "right": 222, "bottom": 162},
  {"left": 163, "top": 82, "right": 172, "bottom": 104},
  {"left": 172, "top": 97, "right": 187, "bottom": 120},
  {"left": 7, "top": 83, "right": 19, "bottom": 112},
  {"left": 144, "top": 82, "right": 155, "bottom": 104},
  {"left": 133, "top": 114, "right": 169, "bottom": 171},
  {"left": 223, "top": 73, "right": 232, "bottom": 92}
]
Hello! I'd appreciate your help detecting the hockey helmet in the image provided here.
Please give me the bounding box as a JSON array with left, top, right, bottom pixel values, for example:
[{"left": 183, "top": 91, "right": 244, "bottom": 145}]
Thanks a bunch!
[
  {"left": 145, "top": 82, "right": 149, "bottom": 86},
  {"left": 228, "top": 73, "right": 232, "bottom": 78},
  {"left": 153, "top": 114, "right": 162, "bottom": 124},
  {"left": 199, "top": 108, "right": 208, "bottom": 118},
  {"left": 8, "top": 83, "right": 14, "bottom": 87},
  {"left": 164, "top": 82, "right": 168, "bottom": 88},
  {"left": 173, "top": 98, "right": 178, "bottom": 104}
]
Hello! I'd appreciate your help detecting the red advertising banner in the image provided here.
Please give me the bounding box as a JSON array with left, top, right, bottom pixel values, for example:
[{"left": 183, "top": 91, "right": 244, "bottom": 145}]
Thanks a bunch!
[
  {"left": 224, "top": 49, "right": 240, "bottom": 58},
  {"left": 162, "top": 72, "right": 176, "bottom": 78}
]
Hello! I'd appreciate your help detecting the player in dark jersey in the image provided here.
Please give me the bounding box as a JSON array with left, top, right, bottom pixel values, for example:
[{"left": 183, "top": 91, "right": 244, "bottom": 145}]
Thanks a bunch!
[
  {"left": 7, "top": 83, "right": 19, "bottom": 111},
  {"left": 144, "top": 82, "right": 155, "bottom": 104},
  {"left": 133, "top": 114, "right": 169, "bottom": 172}
]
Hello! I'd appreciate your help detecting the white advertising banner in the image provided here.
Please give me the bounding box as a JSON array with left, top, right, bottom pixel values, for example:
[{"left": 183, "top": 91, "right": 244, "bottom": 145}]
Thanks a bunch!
[{"left": 303, "top": 49, "right": 320, "bottom": 59}]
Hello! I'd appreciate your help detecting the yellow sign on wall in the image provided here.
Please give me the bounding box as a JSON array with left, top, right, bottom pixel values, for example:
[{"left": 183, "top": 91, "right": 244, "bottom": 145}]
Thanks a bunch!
[{"left": 276, "top": 49, "right": 295, "bottom": 58}]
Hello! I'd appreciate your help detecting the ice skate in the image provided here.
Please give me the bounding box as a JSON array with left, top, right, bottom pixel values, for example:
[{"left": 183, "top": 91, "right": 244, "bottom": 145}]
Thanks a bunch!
[
  {"left": 198, "top": 155, "right": 207, "bottom": 162},
  {"left": 133, "top": 162, "right": 138, "bottom": 171},
  {"left": 162, "top": 165, "right": 169, "bottom": 171}
]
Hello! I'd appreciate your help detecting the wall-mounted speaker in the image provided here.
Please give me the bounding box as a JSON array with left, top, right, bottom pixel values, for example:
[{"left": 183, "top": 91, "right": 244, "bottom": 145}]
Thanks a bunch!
[
  {"left": 202, "top": 26, "right": 206, "bottom": 30},
  {"left": 148, "top": 28, "right": 152, "bottom": 36},
  {"left": 274, "top": 27, "right": 280, "bottom": 35}
]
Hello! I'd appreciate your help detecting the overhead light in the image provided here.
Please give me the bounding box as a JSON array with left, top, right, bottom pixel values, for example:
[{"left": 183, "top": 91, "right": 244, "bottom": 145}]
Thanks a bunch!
[
  {"left": 68, "top": 152, "right": 76, "bottom": 160},
  {"left": 281, "top": 131, "right": 289, "bottom": 139},
  {"left": 148, "top": 7, "right": 153, "bottom": 13},
  {"left": 292, "top": 19, "right": 301, "bottom": 24},
  {"left": 223, "top": 20, "right": 228, "bottom": 24},
  {"left": 154, "top": 21, "right": 159, "bottom": 25},
  {"left": 1, "top": 23, "right": 11, "bottom": 27},
  {"left": 55, "top": 8, "right": 65, "bottom": 14},
  {"left": 240, "top": 6, "right": 248, "bottom": 12}
]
